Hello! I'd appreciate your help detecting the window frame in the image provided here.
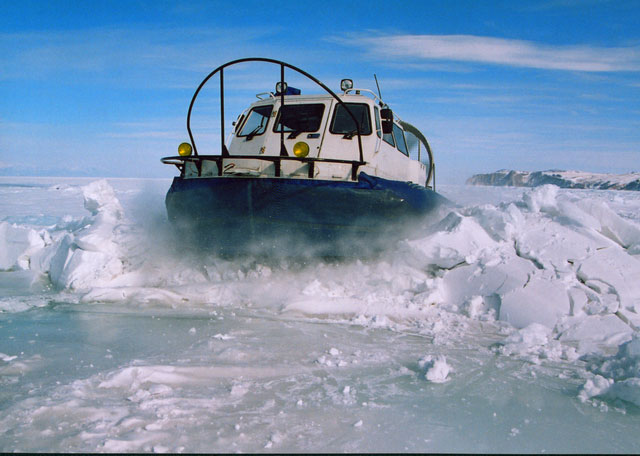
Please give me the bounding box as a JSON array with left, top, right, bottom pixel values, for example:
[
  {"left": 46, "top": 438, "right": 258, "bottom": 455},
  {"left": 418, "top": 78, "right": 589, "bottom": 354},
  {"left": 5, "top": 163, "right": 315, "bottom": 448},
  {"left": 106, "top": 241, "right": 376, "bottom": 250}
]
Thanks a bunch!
[
  {"left": 272, "top": 103, "right": 326, "bottom": 134},
  {"left": 375, "top": 105, "right": 395, "bottom": 146},
  {"left": 237, "top": 104, "right": 274, "bottom": 138},
  {"left": 329, "top": 102, "right": 373, "bottom": 136},
  {"left": 393, "top": 123, "right": 409, "bottom": 156}
]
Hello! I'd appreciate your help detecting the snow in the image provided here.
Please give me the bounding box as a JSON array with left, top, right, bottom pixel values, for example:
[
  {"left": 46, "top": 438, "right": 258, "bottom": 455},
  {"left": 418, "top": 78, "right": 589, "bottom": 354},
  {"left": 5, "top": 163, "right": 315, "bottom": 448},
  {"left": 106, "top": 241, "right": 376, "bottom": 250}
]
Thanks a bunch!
[
  {"left": 0, "top": 222, "right": 46, "bottom": 270},
  {"left": 580, "top": 334, "right": 640, "bottom": 407},
  {"left": 419, "top": 355, "right": 451, "bottom": 383},
  {"left": 1, "top": 176, "right": 640, "bottom": 452}
]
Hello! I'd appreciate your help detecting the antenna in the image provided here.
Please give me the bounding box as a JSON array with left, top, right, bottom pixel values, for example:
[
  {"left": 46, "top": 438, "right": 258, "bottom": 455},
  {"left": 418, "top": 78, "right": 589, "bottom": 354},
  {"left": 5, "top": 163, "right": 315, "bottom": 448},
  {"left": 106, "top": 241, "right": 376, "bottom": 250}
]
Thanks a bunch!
[{"left": 374, "top": 74, "right": 383, "bottom": 105}]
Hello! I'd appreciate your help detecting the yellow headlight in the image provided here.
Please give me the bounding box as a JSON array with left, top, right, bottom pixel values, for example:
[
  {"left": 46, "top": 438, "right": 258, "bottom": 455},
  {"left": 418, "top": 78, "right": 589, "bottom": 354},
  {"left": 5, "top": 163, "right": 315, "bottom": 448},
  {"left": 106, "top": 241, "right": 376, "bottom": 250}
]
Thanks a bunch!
[
  {"left": 178, "top": 142, "right": 192, "bottom": 157},
  {"left": 293, "top": 141, "right": 309, "bottom": 158}
]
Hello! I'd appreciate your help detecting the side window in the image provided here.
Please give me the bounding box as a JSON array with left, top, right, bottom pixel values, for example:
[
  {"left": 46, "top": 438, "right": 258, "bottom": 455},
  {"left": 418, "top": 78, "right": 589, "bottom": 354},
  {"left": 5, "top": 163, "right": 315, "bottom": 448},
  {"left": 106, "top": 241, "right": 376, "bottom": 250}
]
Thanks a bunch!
[
  {"left": 374, "top": 106, "right": 382, "bottom": 138},
  {"left": 238, "top": 105, "right": 273, "bottom": 137},
  {"left": 393, "top": 123, "right": 409, "bottom": 156},
  {"left": 382, "top": 123, "right": 395, "bottom": 147},
  {"left": 330, "top": 103, "right": 372, "bottom": 135}
]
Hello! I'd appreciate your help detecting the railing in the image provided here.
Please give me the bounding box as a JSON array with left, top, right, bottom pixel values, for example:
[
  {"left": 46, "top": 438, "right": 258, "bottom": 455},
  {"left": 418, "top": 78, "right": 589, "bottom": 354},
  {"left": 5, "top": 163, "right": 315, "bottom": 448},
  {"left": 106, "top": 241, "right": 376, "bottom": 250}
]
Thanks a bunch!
[
  {"left": 161, "top": 155, "right": 366, "bottom": 181},
  {"left": 344, "top": 88, "right": 386, "bottom": 108}
]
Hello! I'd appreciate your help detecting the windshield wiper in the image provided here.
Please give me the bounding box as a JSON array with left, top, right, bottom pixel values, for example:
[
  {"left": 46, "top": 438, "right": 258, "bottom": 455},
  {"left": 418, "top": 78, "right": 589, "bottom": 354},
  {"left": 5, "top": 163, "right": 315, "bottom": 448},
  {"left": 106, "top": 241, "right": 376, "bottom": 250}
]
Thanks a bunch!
[
  {"left": 245, "top": 125, "right": 263, "bottom": 141},
  {"left": 342, "top": 129, "right": 357, "bottom": 139},
  {"left": 287, "top": 130, "right": 303, "bottom": 139}
]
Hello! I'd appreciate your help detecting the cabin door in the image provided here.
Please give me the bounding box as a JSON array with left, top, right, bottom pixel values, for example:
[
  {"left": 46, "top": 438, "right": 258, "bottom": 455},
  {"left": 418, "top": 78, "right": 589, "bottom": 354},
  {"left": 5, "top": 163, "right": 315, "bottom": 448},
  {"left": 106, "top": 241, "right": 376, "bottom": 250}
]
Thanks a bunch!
[
  {"left": 262, "top": 100, "right": 331, "bottom": 178},
  {"left": 315, "top": 101, "right": 374, "bottom": 181}
]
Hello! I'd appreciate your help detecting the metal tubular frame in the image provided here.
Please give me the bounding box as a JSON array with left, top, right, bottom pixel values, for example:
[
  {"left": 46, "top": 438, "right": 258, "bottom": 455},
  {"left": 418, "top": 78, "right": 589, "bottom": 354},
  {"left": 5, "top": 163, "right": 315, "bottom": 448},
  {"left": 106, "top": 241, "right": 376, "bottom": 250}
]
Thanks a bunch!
[
  {"left": 166, "top": 57, "right": 437, "bottom": 188},
  {"left": 398, "top": 120, "right": 435, "bottom": 186},
  {"left": 162, "top": 154, "right": 366, "bottom": 180},
  {"left": 279, "top": 64, "right": 286, "bottom": 157},
  {"left": 179, "top": 58, "right": 365, "bottom": 180}
]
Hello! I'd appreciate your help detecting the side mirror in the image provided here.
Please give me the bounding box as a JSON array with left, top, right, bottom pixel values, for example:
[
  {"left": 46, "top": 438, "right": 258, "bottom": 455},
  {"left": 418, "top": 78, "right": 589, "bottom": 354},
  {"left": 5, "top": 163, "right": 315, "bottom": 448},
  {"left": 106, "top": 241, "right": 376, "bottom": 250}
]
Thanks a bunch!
[{"left": 381, "top": 108, "right": 393, "bottom": 134}]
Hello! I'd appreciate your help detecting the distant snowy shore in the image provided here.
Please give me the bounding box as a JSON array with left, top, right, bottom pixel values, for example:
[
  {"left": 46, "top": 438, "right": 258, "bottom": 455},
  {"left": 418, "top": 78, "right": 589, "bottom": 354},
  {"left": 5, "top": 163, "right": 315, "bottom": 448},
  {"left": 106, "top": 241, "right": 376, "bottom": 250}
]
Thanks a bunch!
[{"left": 467, "top": 170, "right": 640, "bottom": 191}]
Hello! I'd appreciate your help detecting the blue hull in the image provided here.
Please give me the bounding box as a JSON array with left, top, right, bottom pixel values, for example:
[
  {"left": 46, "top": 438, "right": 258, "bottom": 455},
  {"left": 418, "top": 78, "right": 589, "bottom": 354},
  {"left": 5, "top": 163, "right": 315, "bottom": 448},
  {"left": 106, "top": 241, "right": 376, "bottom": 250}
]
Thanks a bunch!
[{"left": 165, "top": 173, "right": 446, "bottom": 256}]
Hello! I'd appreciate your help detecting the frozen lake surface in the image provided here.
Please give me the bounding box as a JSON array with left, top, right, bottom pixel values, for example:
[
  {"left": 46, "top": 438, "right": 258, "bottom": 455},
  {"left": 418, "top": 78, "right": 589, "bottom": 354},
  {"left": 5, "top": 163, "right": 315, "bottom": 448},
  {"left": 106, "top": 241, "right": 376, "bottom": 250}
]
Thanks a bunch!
[{"left": 1, "top": 176, "right": 640, "bottom": 453}]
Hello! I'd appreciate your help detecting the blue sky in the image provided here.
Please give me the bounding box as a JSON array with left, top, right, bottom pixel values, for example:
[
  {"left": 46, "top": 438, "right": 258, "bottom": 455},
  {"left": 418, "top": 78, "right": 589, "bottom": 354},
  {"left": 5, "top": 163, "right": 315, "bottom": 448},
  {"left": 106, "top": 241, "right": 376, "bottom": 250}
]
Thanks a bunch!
[{"left": 1, "top": 0, "right": 639, "bottom": 183}]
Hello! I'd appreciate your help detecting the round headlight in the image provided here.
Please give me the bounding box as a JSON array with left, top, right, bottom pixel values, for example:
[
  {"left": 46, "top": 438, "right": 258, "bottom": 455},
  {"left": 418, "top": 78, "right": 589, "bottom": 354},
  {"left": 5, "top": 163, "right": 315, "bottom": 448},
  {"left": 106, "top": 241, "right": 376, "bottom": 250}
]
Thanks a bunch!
[
  {"left": 178, "top": 142, "right": 192, "bottom": 157},
  {"left": 293, "top": 141, "right": 310, "bottom": 158}
]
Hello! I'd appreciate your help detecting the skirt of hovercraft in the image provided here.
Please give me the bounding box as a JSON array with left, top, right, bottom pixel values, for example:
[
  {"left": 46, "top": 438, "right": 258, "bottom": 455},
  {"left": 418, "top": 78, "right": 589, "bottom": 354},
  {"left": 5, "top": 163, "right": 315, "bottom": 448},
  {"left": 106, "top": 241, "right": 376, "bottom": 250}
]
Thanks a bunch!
[{"left": 164, "top": 173, "right": 446, "bottom": 257}]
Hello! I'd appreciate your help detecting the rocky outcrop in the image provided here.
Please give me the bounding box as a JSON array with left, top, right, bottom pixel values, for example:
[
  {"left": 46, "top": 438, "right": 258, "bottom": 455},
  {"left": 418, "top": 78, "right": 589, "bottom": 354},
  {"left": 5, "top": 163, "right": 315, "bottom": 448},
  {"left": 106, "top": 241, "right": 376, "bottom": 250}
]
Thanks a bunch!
[{"left": 467, "top": 170, "right": 640, "bottom": 191}]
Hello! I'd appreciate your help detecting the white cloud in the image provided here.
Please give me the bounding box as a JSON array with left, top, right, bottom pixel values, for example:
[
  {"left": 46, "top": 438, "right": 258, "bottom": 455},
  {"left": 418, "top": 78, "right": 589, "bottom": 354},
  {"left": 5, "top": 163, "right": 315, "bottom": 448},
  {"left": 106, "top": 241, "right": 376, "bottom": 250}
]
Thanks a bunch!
[{"left": 350, "top": 34, "right": 640, "bottom": 72}]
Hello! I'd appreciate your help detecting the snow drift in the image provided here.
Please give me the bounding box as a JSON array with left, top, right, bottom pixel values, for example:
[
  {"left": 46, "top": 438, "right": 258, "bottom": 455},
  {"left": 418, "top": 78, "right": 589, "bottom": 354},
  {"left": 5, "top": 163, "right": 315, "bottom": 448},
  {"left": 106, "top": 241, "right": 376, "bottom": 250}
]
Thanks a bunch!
[{"left": 2, "top": 179, "right": 640, "bottom": 410}]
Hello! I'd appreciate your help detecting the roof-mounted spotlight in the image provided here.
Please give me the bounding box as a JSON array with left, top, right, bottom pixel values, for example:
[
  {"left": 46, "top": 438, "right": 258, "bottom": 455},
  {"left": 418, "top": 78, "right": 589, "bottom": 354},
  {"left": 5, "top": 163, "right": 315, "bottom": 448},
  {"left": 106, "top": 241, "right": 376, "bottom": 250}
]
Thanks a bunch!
[
  {"left": 340, "top": 79, "right": 353, "bottom": 92},
  {"left": 275, "top": 82, "right": 301, "bottom": 95},
  {"left": 275, "top": 81, "right": 288, "bottom": 94}
]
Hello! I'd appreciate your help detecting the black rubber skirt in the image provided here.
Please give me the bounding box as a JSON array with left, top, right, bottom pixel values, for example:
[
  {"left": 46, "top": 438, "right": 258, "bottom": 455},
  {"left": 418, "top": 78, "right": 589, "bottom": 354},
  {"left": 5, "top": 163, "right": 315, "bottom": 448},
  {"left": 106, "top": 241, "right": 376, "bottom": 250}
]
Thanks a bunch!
[{"left": 165, "top": 173, "right": 446, "bottom": 257}]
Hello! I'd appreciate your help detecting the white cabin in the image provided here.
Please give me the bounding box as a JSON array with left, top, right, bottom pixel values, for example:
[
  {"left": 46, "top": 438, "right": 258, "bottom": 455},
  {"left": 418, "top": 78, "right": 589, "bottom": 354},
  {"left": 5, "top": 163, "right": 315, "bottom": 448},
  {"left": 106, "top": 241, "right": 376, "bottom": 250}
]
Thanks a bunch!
[{"left": 184, "top": 84, "right": 432, "bottom": 188}]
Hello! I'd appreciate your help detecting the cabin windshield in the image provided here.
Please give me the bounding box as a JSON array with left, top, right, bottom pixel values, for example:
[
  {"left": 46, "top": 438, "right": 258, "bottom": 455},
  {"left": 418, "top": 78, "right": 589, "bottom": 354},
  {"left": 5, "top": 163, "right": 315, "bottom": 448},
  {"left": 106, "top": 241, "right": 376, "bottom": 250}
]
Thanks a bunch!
[
  {"left": 274, "top": 104, "right": 325, "bottom": 135},
  {"left": 238, "top": 105, "right": 273, "bottom": 137},
  {"left": 330, "top": 103, "right": 372, "bottom": 135}
]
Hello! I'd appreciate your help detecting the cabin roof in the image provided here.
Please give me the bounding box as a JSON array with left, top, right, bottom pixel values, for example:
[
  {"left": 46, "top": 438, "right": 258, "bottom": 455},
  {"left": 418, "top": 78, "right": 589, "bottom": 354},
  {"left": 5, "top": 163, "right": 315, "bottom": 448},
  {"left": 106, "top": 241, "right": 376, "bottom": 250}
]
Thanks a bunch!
[{"left": 250, "top": 92, "right": 381, "bottom": 107}]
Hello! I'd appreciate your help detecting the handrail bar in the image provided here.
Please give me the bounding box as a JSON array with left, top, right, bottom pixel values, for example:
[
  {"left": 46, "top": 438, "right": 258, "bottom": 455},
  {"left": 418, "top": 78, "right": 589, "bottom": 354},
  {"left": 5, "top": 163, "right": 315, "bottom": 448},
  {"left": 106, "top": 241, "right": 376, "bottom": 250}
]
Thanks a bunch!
[
  {"left": 255, "top": 92, "right": 275, "bottom": 99},
  {"left": 344, "top": 88, "right": 386, "bottom": 107},
  {"left": 161, "top": 155, "right": 365, "bottom": 166},
  {"left": 161, "top": 154, "right": 366, "bottom": 181}
]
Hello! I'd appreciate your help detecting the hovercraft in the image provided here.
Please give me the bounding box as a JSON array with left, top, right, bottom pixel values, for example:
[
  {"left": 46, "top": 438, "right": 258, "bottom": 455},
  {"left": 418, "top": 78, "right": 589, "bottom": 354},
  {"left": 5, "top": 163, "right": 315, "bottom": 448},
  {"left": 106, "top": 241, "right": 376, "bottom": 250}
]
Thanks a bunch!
[{"left": 161, "top": 58, "right": 446, "bottom": 256}]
